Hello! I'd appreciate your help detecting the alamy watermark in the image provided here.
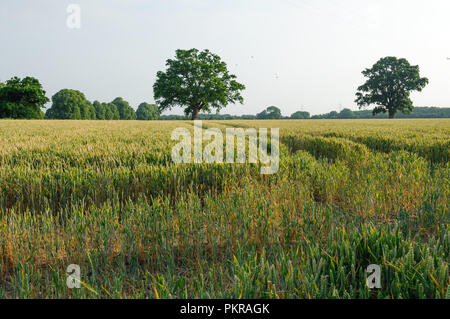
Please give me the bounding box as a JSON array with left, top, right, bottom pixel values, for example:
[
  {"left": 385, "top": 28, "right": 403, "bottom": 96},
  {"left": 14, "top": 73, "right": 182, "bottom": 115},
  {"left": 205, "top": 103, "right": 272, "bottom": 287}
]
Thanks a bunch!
[
  {"left": 171, "top": 121, "right": 279, "bottom": 175},
  {"left": 66, "top": 4, "right": 81, "bottom": 29},
  {"left": 66, "top": 264, "right": 81, "bottom": 289},
  {"left": 366, "top": 264, "right": 381, "bottom": 289}
]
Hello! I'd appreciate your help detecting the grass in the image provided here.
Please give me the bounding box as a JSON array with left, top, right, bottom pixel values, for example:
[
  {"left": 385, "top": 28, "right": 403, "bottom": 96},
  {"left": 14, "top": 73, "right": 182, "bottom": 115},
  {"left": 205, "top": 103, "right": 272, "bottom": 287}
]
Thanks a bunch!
[{"left": 0, "top": 119, "right": 448, "bottom": 299}]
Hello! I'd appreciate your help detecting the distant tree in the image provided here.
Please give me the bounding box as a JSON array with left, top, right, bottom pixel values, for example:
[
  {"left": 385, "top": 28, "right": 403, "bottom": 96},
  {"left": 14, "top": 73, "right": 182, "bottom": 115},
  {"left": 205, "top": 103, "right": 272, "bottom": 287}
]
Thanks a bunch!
[
  {"left": 80, "top": 102, "right": 96, "bottom": 120},
  {"left": 103, "top": 102, "right": 120, "bottom": 120},
  {"left": 355, "top": 57, "right": 429, "bottom": 119},
  {"left": 240, "top": 114, "right": 257, "bottom": 120},
  {"left": 136, "top": 102, "right": 159, "bottom": 120},
  {"left": 0, "top": 76, "right": 49, "bottom": 119},
  {"left": 111, "top": 97, "right": 136, "bottom": 120},
  {"left": 93, "top": 101, "right": 105, "bottom": 120},
  {"left": 159, "top": 114, "right": 189, "bottom": 121},
  {"left": 256, "top": 109, "right": 266, "bottom": 119},
  {"left": 153, "top": 48, "right": 245, "bottom": 120},
  {"left": 257, "top": 106, "right": 282, "bottom": 119},
  {"left": 329, "top": 111, "right": 338, "bottom": 119},
  {"left": 90, "top": 105, "right": 97, "bottom": 119},
  {"left": 45, "top": 89, "right": 93, "bottom": 119},
  {"left": 311, "top": 106, "right": 450, "bottom": 119},
  {"left": 103, "top": 103, "right": 112, "bottom": 120},
  {"left": 338, "top": 108, "right": 354, "bottom": 119},
  {"left": 291, "top": 111, "right": 310, "bottom": 119}
]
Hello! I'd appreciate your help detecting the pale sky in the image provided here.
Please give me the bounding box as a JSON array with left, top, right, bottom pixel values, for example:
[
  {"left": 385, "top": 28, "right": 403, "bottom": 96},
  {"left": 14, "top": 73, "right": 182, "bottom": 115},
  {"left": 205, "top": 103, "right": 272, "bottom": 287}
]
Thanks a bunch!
[{"left": 1, "top": 0, "right": 449, "bottom": 116}]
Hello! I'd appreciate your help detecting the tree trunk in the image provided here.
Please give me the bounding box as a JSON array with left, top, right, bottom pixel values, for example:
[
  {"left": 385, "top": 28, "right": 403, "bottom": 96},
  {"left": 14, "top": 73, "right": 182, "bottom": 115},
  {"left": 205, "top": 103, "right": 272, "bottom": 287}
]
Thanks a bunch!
[
  {"left": 191, "top": 108, "right": 199, "bottom": 120},
  {"left": 388, "top": 111, "right": 395, "bottom": 119}
]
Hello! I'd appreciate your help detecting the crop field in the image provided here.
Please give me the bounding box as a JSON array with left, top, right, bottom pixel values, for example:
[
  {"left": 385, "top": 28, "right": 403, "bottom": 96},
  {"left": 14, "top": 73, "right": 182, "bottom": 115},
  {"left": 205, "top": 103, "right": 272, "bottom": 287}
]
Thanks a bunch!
[{"left": 0, "top": 119, "right": 448, "bottom": 299}]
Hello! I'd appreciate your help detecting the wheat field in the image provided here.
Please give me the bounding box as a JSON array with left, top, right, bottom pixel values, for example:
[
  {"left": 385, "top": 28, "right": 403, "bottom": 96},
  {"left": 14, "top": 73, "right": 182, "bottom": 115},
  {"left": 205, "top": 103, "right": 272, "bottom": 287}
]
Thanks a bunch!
[{"left": 0, "top": 119, "right": 448, "bottom": 298}]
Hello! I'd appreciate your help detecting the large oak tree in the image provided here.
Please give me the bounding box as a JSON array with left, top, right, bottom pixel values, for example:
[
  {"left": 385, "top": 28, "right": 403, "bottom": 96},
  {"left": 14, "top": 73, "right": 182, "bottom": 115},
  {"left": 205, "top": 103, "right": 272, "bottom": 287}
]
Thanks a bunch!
[
  {"left": 153, "top": 49, "right": 245, "bottom": 120},
  {"left": 355, "top": 57, "right": 429, "bottom": 119}
]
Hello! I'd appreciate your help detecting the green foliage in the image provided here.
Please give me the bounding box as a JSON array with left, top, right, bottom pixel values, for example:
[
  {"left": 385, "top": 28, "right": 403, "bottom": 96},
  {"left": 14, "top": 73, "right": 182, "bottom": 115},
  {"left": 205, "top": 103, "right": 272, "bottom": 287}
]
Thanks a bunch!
[
  {"left": 136, "top": 102, "right": 159, "bottom": 120},
  {"left": 356, "top": 57, "right": 429, "bottom": 118},
  {"left": 338, "top": 108, "right": 354, "bottom": 119},
  {"left": 290, "top": 111, "right": 310, "bottom": 119},
  {"left": 111, "top": 97, "right": 136, "bottom": 120},
  {"left": 257, "top": 106, "right": 282, "bottom": 119},
  {"left": 93, "top": 101, "right": 105, "bottom": 120},
  {"left": 153, "top": 48, "right": 245, "bottom": 120},
  {"left": 312, "top": 107, "right": 450, "bottom": 119},
  {"left": 103, "top": 102, "right": 120, "bottom": 120},
  {"left": 159, "top": 107, "right": 450, "bottom": 120},
  {"left": 45, "top": 89, "right": 95, "bottom": 120},
  {"left": 159, "top": 113, "right": 257, "bottom": 120},
  {"left": 0, "top": 76, "right": 49, "bottom": 119},
  {"left": 82, "top": 103, "right": 96, "bottom": 120}
]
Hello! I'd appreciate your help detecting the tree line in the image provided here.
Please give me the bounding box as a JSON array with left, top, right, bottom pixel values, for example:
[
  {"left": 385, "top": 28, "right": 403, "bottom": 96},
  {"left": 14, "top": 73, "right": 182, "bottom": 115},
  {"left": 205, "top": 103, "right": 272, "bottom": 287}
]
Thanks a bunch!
[
  {"left": 310, "top": 107, "right": 450, "bottom": 119},
  {"left": 0, "top": 51, "right": 441, "bottom": 121},
  {"left": 159, "top": 106, "right": 450, "bottom": 120},
  {"left": 1, "top": 76, "right": 448, "bottom": 121},
  {"left": 0, "top": 81, "right": 159, "bottom": 120}
]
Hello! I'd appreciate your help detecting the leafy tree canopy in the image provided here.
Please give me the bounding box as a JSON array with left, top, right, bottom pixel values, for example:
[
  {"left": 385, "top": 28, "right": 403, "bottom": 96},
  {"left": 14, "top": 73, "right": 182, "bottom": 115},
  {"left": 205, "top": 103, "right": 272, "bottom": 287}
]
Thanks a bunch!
[
  {"left": 355, "top": 57, "right": 429, "bottom": 118},
  {"left": 153, "top": 48, "right": 245, "bottom": 120},
  {"left": 257, "top": 106, "right": 282, "bottom": 119},
  {"left": 111, "top": 97, "right": 136, "bottom": 120},
  {"left": 338, "top": 108, "right": 354, "bottom": 119},
  {"left": 103, "top": 102, "right": 120, "bottom": 120},
  {"left": 93, "top": 101, "right": 106, "bottom": 120},
  {"left": 0, "top": 76, "right": 49, "bottom": 119},
  {"left": 45, "top": 89, "right": 94, "bottom": 120},
  {"left": 312, "top": 106, "right": 450, "bottom": 119},
  {"left": 290, "top": 111, "right": 310, "bottom": 119},
  {"left": 136, "top": 102, "right": 159, "bottom": 120}
]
